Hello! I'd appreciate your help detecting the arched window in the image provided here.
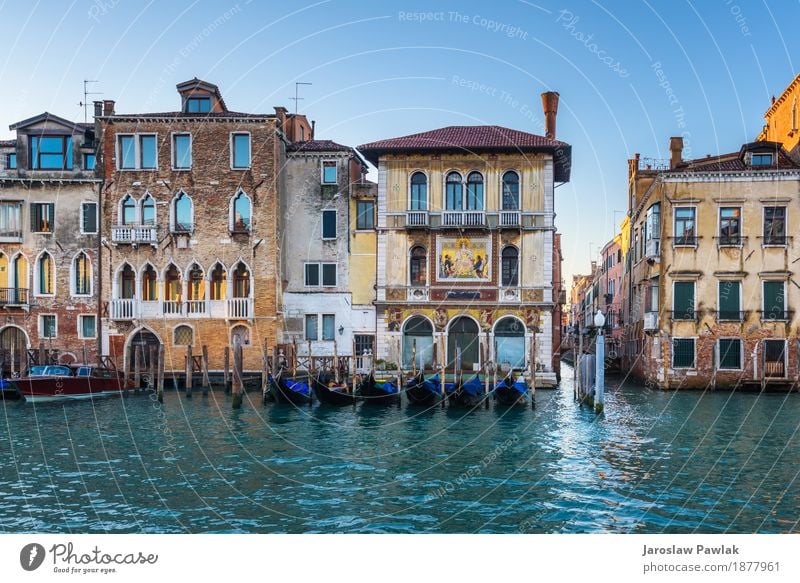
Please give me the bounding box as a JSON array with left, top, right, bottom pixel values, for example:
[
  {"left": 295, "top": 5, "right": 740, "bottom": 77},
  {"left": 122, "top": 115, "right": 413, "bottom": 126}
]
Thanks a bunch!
[
  {"left": 494, "top": 317, "right": 525, "bottom": 369},
  {"left": 141, "top": 194, "right": 156, "bottom": 225},
  {"left": 11, "top": 255, "right": 27, "bottom": 303},
  {"left": 402, "top": 316, "right": 433, "bottom": 368},
  {"left": 172, "top": 192, "right": 193, "bottom": 233},
  {"left": 231, "top": 191, "right": 251, "bottom": 232},
  {"left": 501, "top": 246, "right": 519, "bottom": 287},
  {"left": 173, "top": 325, "right": 193, "bottom": 346},
  {"left": 445, "top": 172, "right": 462, "bottom": 210},
  {"left": 119, "top": 264, "right": 135, "bottom": 299},
  {"left": 36, "top": 251, "right": 54, "bottom": 295},
  {"left": 164, "top": 264, "right": 181, "bottom": 301},
  {"left": 187, "top": 263, "right": 204, "bottom": 301},
  {"left": 73, "top": 252, "right": 91, "bottom": 295},
  {"left": 409, "top": 172, "right": 427, "bottom": 211},
  {"left": 121, "top": 194, "right": 136, "bottom": 225},
  {"left": 466, "top": 172, "right": 484, "bottom": 211},
  {"left": 502, "top": 171, "right": 520, "bottom": 210},
  {"left": 141, "top": 264, "right": 158, "bottom": 301},
  {"left": 210, "top": 263, "right": 226, "bottom": 300},
  {"left": 232, "top": 262, "right": 250, "bottom": 298},
  {"left": 409, "top": 246, "right": 427, "bottom": 286},
  {"left": 231, "top": 324, "right": 250, "bottom": 347}
]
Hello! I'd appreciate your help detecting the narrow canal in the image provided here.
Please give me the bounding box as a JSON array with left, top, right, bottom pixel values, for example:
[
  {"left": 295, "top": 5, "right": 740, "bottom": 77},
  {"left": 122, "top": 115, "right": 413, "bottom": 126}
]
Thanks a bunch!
[{"left": 1, "top": 365, "right": 798, "bottom": 533}]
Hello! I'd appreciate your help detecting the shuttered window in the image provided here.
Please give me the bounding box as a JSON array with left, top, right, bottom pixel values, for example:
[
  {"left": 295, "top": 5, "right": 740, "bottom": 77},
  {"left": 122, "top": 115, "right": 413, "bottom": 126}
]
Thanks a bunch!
[
  {"left": 673, "top": 281, "right": 695, "bottom": 320},
  {"left": 763, "top": 281, "right": 786, "bottom": 320},
  {"left": 672, "top": 338, "right": 695, "bottom": 368},
  {"left": 718, "top": 339, "right": 741, "bottom": 370},
  {"left": 718, "top": 281, "right": 741, "bottom": 321}
]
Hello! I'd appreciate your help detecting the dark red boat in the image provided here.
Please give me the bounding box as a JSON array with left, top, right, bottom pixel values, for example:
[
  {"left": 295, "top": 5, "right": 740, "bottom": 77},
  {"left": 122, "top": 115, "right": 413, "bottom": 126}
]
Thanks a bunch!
[{"left": 13, "top": 365, "right": 130, "bottom": 403}]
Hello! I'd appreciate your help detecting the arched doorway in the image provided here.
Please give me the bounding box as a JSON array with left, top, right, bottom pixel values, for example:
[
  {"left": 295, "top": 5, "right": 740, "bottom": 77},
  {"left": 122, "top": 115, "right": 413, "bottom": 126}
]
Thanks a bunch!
[
  {"left": 494, "top": 317, "right": 525, "bottom": 369},
  {"left": 128, "top": 329, "right": 161, "bottom": 384},
  {"left": 402, "top": 316, "right": 433, "bottom": 369},
  {"left": 0, "top": 326, "right": 29, "bottom": 376},
  {"left": 447, "top": 317, "right": 479, "bottom": 370}
]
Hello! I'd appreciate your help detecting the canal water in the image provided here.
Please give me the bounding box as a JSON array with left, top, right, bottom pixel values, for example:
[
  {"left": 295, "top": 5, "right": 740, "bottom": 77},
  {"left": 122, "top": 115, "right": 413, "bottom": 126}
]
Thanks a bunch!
[{"left": 1, "top": 365, "right": 798, "bottom": 533}]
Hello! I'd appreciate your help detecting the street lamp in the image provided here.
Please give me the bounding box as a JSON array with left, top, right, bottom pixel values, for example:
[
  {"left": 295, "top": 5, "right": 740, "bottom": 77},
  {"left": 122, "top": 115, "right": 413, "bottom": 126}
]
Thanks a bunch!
[{"left": 594, "top": 309, "right": 606, "bottom": 335}]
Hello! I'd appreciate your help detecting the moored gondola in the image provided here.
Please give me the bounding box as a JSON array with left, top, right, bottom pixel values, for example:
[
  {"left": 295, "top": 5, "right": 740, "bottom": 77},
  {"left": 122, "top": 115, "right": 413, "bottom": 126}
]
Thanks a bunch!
[
  {"left": 312, "top": 373, "right": 357, "bottom": 406},
  {"left": 404, "top": 372, "right": 442, "bottom": 406},
  {"left": 268, "top": 371, "right": 313, "bottom": 405},
  {"left": 356, "top": 372, "right": 401, "bottom": 405},
  {"left": 446, "top": 374, "right": 486, "bottom": 408},
  {"left": 493, "top": 373, "right": 529, "bottom": 406}
]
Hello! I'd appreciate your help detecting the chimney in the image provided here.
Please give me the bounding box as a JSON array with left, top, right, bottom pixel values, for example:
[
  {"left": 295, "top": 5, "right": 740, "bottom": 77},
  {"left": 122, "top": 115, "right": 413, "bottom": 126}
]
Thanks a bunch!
[
  {"left": 102, "top": 100, "right": 115, "bottom": 116},
  {"left": 311, "top": 120, "right": 316, "bottom": 140},
  {"left": 541, "top": 91, "right": 560, "bottom": 139},
  {"left": 669, "top": 136, "right": 683, "bottom": 169}
]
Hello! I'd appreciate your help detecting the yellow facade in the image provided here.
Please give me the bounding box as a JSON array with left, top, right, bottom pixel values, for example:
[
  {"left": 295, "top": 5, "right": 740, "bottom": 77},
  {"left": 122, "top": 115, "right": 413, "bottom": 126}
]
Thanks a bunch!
[
  {"left": 349, "top": 186, "right": 377, "bottom": 306},
  {"left": 758, "top": 73, "right": 800, "bottom": 155}
]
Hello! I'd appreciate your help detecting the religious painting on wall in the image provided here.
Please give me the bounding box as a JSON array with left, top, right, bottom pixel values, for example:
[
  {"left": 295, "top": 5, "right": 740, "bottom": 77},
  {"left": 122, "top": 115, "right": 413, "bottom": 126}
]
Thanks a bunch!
[{"left": 436, "top": 237, "right": 491, "bottom": 282}]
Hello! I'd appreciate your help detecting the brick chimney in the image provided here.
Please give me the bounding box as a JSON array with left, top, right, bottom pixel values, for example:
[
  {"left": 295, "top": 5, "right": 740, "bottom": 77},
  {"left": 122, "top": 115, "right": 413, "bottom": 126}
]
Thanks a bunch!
[
  {"left": 669, "top": 136, "right": 683, "bottom": 169},
  {"left": 102, "top": 100, "right": 115, "bottom": 116},
  {"left": 541, "top": 91, "right": 560, "bottom": 139}
]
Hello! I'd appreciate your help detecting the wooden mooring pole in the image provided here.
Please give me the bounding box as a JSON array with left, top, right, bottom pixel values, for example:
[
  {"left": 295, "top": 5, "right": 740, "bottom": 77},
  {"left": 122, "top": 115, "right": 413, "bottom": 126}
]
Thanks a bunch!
[
  {"left": 223, "top": 346, "right": 231, "bottom": 394},
  {"left": 157, "top": 344, "right": 165, "bottom": 403},
  {"left": 261, "top": 340, "right": 270, "bottom": 404},
  {"left": 531, "top": 326, "right": 537, "bottom": 410},
  {"left": 149, "top": 346, "right": 156, "bottom": 390},
  {"left": 185, "top": 345, "right": 193, "bottom": 398},
  {"left": 133, "top": 345, "right": 142, "bottom": 392},
  {"left": 201, "top": 345, "right": 210, "bottom": 396},
  {"left": 232, "top": 340, "right": 243, "bottom": 409}
]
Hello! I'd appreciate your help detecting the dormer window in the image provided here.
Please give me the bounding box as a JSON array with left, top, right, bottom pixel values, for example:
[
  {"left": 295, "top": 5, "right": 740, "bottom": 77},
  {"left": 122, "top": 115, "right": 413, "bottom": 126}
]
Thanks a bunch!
[
  {"left": 752, "top": 153, "right": 773, "bottom": 167},
  {"left": 30, "top": 136, "right": 72, "bottom": 170},
  {"left": 5, "top": 153, "right": 16, "bottom": 169},
  {"left": 185, "top": 97, "right": 211, "bottom": 113}
]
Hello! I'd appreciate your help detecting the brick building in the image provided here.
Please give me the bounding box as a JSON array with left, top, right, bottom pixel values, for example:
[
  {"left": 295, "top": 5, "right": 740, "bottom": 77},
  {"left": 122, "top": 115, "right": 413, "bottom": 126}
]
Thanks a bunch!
[
  {"left": 0, "top": 113, "right": 100, "bottom": 374},
  {"left": 97, "top": 79, "right": 284, "bottom": 373}
]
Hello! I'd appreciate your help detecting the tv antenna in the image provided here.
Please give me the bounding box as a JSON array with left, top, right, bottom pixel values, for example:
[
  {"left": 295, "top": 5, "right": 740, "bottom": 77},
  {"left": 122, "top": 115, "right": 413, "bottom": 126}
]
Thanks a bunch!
[
  {"left": 78, "top": 80, "right": 102, "bottom": 124},
  {"left": 290, "top": 82, "right": 312, "bottom": 114}
]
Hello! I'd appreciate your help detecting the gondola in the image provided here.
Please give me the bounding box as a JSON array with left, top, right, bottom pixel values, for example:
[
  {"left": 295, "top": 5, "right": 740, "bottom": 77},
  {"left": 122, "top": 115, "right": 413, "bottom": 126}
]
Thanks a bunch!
[
  {"left": 404, "top": 372, "right": 442, "bottom": 406},
  {"left": 356, "top": 372, "right": 401, "bottom": 405},
  {"left": 268, "top": 371, "right": 313, "bottom": 405},
  {"left": 446, "top": 374, "right": 486, "bottom": 408},
  {"left": 312, "top": 373, "right": 357, "bottom": 406},
  {"left": 493, "top": 373, "right": 529, "bottom": 406}
]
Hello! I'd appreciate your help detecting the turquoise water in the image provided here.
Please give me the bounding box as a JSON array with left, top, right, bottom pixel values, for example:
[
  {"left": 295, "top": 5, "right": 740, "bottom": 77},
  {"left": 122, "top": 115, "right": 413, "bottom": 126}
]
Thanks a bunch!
[{"left": 1, "top": 365, "right": 798, "bottom": 533}]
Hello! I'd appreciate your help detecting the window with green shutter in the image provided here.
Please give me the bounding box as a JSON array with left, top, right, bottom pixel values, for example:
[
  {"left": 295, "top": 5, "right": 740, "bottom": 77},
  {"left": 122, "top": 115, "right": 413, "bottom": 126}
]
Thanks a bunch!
[
  {"left": 672, "top": 338, "right": 695, "bottom": 368},
  {"left": 718, "top": 338, "right": 741, "bottom": 369},
  {"left": 763, "top": 281, "right": 786, "bottom": 320},
  {"left": 673, "top": 281, "right": 695, "bottom": 320},
  {"left": 718, "top": 280, "right": 741, "bottom": 321}
]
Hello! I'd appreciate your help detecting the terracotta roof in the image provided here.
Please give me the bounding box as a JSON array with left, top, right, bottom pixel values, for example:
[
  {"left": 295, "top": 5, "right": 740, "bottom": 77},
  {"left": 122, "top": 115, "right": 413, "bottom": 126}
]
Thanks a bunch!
[
  {"left": 670, "top": 141, "right": 800, "bottom": 173},
  {"left": 0, "top": 140, "right": 14, "bottom": 148},
  {"left": 358, "top": 125, "right": 571, "bottom": 182},
  {"left": 287, "top": 139, "right": 352, "bottom": 153}
]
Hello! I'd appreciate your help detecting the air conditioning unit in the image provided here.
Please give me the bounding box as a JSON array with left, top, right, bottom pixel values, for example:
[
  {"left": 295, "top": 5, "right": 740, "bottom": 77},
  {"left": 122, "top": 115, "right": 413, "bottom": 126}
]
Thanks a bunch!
[
  {"left": 176, "top": 235, "right": 189, "bottom": 249},
  {"left": 646, "top": 239, "right": 661, "bottom": 259}
]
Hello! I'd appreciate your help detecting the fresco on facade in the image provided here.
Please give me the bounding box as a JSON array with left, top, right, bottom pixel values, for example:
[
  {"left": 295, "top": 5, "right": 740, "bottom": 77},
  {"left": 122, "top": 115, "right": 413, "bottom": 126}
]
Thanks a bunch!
[{"left": 436, "top": 237, "right": 490, "bottom": 282}]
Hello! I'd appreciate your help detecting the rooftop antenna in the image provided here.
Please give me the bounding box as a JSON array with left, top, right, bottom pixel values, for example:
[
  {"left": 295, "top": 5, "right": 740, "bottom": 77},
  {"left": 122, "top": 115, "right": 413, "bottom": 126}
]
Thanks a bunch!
[
  {"left": 290, "top": 82, "right": 312, "bottom": 115},
  {"left": 78, "top": 80, "right": 102, "bottom": 124}
]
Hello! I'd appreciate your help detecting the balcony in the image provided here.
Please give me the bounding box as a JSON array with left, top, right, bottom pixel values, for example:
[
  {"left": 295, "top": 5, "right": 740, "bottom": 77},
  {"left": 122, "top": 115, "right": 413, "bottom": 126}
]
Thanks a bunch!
[
  {"left": 227, "top": 297, "right": 252, "bottom": 319},
  {"left": 441, "top": 211, "right": 486, "bottom": 228},
  {"left": 406, "top": 211, "right": 429, "bottom": 228},
  {"left": 717, "top": 310, "right": 744, "bottom": 322},
  {"left": 671, "top": 235, "right": 697, "bottom": 247},
  {"left": 109, "top": 298, "right": 252, "bottom": 320},
  {"left": 499, "top": 211, "right": 521, "bottom": 227},
  {"left": 0, "top": 229, "right": 22, "bottom": 243},
  {"left": 0, "top": 288, "right": 29, "bottom": 307},
  {"left": 760, "top": 310, "right": 792, "bottom": 322},
  {"left": 670, "top": 310, "right": 696, "bottom": 321},
  {"left": 110, "top": 298, "right": 136, "bottom": 320},
  {"left": 111, "top": 224, "right": 159, "bottom": 245},
  {"left": 643, "top": 311, "right": 658, "bottom": 330}
]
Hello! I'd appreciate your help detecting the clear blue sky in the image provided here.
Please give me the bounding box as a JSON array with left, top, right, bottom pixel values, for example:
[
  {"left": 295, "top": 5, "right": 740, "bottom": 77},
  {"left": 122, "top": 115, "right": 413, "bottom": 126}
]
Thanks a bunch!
[{"left": 0, "top": 0, "right": 796, "bottom": 280}]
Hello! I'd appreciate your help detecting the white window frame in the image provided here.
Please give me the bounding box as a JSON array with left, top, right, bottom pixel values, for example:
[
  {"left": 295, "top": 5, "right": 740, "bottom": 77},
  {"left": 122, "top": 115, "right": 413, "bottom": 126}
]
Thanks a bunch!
[
  {"left": 140, "top": 192, "right": 157, "bottom": 225},
  {"left": 355, "top": 199, "right": 375, "bottom": 231},
  {"left": 115, "top": 133, "right": 158, "bottom": 171},
  {"left": 171, "top": 132, "right": 192, "bottom": 170},
  {"left": 80, "top": 201, "right": 98, "bottom": 235},
  {"left": 173, "top": 324, "right": 194, "bottom": 346},
  {"left": 71, "top": 250, "right": 93, "bottom": 297},
  {"left": 762, "top": 205, "right": 787, "bottom": 247},
  {"left": 762, "top": 279, "right": 787, "bottom": 318},
  {"left": 321, "top": 262, "right": 338, "bottom": 287},
  {"left": 33, "top": 249, "right": 56, "bottom": 298},
  {"left": 39, "top": 314, "right": 58, "bottom": 339},
  {"left": 30, "top": 200, "right": 55, "bottom": 234},
  {"left": 304, "top": 262, "right": 321, "bottom": 287},
  {"left": 170, "top": 190, "right": 194, "bottom": 234},
  {"left": 321, "top": 314, "right": 336, "bottom": 341},
  {"left": 500, "top": 169, "right": 522, "bottom": 211},
  {"left": 321, "top": 209, "right": 337, "bottom": 240},
  {"left": 304, "top": 314, "right": 319, "bottom": 341},
  {"left": 230, "top": 132, "right": 251, "bottom": 170},
  {"left": 717, "top": 279, "right": 741, "bottom": 321},
  {"left": 229, "top": 189, "right": 252, "bottom": 233},
  {"left": 716, "top": 337, "right": 743, "bottom": 371},
  {"left": 230, "top": 324, "right": 251, "bottom": 346},
  {"left": 407, "top": 170, "right": 429, "bottom": 211},
  {"left": 77, "top": 314, "right": 97, "bottom": 340},
  {"left": 321, "top": 159, "right": 338, "bottom": 184},
  {"left": 673, "top": 205, "right": 697, "bottom": 247},
  {"left": 671, "top": 336, "right": 696, "bottom": 369},
  {"left": 717, "top": 206, "right": 742, "bottom": 247},
  {"left": 672, "top": 280, "right": 695, "bottom": 317}
]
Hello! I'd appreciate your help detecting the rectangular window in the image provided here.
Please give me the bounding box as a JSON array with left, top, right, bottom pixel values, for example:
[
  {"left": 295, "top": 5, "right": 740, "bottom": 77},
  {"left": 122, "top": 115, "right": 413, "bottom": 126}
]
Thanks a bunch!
[
  {"left": 83, "top": 153, "right": 95, "bottom": 171},
  {"left": 322, "top": 263, "right": 337, "bottom": 287},
  {"left": 30, "top": 136, "right": 73, "bottom": 170},
  {"left": 185, "top": 97, "right": 211, "bottom": 113},
  {"left": 647, "top": 278, "right": 659, "bottom": 312},
  {"left": 763, "top": 281, "right": 786, "bottom": 320},
  {"left": 322, "top": 314, "right": 335, "bottom": 341},
  {"left": 81, "top": 202, "right": 98, "bottom": 234},
  {"left": 718, "top": 280, "right": 741, "bottom": 321},
  {"left": 40, "top": 315, "right": 57, "bottom": 339},
  {"left": 718, "top": 338, "right": 742, "bottom": 370},
  {"left": 356, "top": 200, "right": 374, "bottom": 230},
  {"left": 673, "top": 281, "right": 695, "bottom": 320},
  {"left": 304, "top": 263, "right": 320, "bottom": 287},
  {"left": 231, "top": 133, "right": 250, "bottom": 169},
  {"left": 321, "top": 210, "right": 337, "bottom": 239},
  {"left": 117, "top": 134, "right": 157, "bottom": 170},
  {"left": 6, "top": 153, "right": 17, "bottom": 169},
  {"left": 354, "top": 334, "right": 374, "bottom": 356},
  {"left": 764, "top": 339, "right": 786, "bottom": 377},
  {"left": 172, "top": 134, "right": 192, "bottom": 169},
  {"left": 321, "top": 161, "right": 337, "bottom": 184},
  {"left": 30, "top": 202, "right": 55, "bottom": 233},
  {"left": 140, "top": 135, "right": 156, "bottom": 169},
  {"left": 674, "top": 207, "right": 696, "bottom": 246},
  {"left": 672, "top": 338, "right": 695, "bottom": 369},
  {"left": 118, "top": 135, "right": 135, "bottom": 169},
  {"left": 78, "top": 315, "right": 97, "bottom": 339},
  {"left": 752, "top": 153, "right": 773, "bottom": 166},
  {"left": 0, "top": 201, "right": 23, "bottom": 238},
  {"left": 304, "top": 314, "right": 318, "bottom": 341},
  {"left": 719, "top": 207, "right": 741, "bottom": 245},
  {"left": 763, "top": 207, "right": 786, "bottom": 245}
]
